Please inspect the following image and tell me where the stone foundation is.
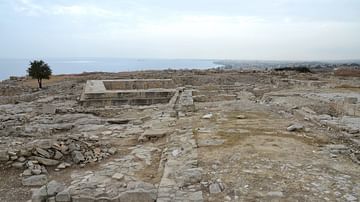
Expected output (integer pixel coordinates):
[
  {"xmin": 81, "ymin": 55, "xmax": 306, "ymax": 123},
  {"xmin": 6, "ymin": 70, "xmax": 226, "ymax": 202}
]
[{"xmin": 80, "ymin": 79, "xmax": 177, "ymax": 107}]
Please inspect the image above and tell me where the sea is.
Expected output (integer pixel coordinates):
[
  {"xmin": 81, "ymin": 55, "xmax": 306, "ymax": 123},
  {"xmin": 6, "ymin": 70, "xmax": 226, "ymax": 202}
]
[{"xmin": 0, "ymin": 58, "xmax": 219, "ymax": 81}]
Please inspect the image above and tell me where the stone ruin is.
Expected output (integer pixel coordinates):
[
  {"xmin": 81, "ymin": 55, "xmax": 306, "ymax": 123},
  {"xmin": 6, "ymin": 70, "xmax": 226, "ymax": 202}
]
[
  {"xmin": 1, "ymin": 70, "xmax": 360, "ymax": 202},
  {"xmin": 80, "ymin": 79, "xmax": 177, "ymax": 106}
]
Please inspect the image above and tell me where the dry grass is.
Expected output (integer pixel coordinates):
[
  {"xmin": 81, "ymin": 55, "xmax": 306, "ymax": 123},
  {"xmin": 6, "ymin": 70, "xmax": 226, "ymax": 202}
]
[
  {"xmin": 21, "ymin": 75, "xmax": 81, "ymax": 88},
  {"xmin": 335, "ymin": 84, "xmax": 360, "ymax": 89},
  {"xmin": 334, "ymin": 68, "xmax": 360, "ymax": 77}
]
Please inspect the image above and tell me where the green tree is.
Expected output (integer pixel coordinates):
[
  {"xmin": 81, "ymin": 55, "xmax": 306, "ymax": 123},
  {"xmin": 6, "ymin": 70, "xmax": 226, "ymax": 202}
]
[{"xmin": 27, "ymin": 60, "xmax": 52, "ymax": 88}]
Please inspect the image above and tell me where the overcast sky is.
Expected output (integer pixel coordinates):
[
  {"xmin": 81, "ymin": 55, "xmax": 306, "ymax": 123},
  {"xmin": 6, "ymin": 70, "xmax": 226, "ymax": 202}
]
[{"xmin": 0, "ymin": 0, "xmax": 360, "ymax": 60}]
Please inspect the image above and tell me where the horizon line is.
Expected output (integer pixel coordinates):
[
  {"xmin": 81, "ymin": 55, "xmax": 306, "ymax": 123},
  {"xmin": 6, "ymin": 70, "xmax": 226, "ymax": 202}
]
[{"xmin": 0, "ymin": 57, "xmax": 360, "ymax": 62}]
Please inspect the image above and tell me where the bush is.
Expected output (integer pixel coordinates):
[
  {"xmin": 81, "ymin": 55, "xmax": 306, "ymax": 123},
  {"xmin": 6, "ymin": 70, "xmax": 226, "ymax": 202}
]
[{"xmin": 274, "ymin": 66, "xmax": 312, "ymax": 73}]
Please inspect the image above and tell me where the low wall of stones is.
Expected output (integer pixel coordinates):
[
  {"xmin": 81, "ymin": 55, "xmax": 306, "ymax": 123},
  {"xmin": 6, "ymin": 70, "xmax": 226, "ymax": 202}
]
[
  {"xmin": 80, "ymin": 79, "xmax": 177, "ymax": 107},
  {"xmin": 103, "ymin": 79, "xmax": 175, "ymax": 90}
]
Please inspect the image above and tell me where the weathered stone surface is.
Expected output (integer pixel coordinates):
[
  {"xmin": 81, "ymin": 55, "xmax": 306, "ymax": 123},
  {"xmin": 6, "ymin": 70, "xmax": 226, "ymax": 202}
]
[
  {"xmin": 23, "ymin": 169, "xmax": 32, "ymax": 176},
  {"xmin": 138, "ymin": 129, "xmax": 169, "ymax": 142},
  {"xmin": 48, "ymin": 197, "xmax": 56, "ymax": 202},
  {"xmin": 53, "ymin": 150, "xmax": 64, "ymax": 160},
  {"xmin": 118, "ymin": 190, "xmax": 157, "ymax": 202},
  {"xmin": 31, "ymin": 185, "xmax": 48, "ymax": 202},
  {"xmin": 31, "ymin": 169, "xmax": 42, "ymax": 175},
  {"xmin": 32, "ymin": 156, "xmax": 60, "ymax": 166},
  {"xmin": 31, "ymin": 180, "xmax": 65, "ymax": 202},
  {"xmin": 35, "ymin": 148, "xmax": 52, "ymax": 159},
  {"xmin": 198, "ymin": 139, "xmax": 225, "ymax": 147},
  {"xmin": 108, "ymin": 147, "xmax": 117, "ymax": 155},
  {"xmin": 0, "ymin": 150, "xmax": 9, "ymax": 161},
  {"xmin": 55, "ymin": 189, "xmax": 71, "ymax": 202},
  {"xmin": 209, "ymin": 183, "xmax": 222, "ymax": 194},
  {"xmin": 202, "ymin": 113, "xmax": 213, "ymax": 119},
  {"xmin": 2, "ymin": 71, "xmax": 360, "ymax": 202},
  {"xmin": 287, "ymin": 123, "xmax": 304, "ymax": 132},
  {"xmin": 72, "ymin": 151, "xmax": 85, "ymax": 164},
  {"xmin": 81, "ymin": 79, "xmax": 176, "ymax": 107},
  {"xmin": 12, "ymin": 162, "xmax": 24, "ymax": 168},
  {"xmin": 71, "ymin": 195, "xmax": 96, "ymax": 202},
  {"xmin": 42, "ymin": 104, "xmax": 57, "ymax": 114},
  {"xmin": 112, "ymin": 173, "xmax": 124, "ymax": 181},
  {"xmin": 178, "ymin": 168, "xmax": 203, "ymax": 186},
  {"xmin": 28, "ymin": 139, "xmax": 54, "ymax": 149},
  {"xmin": 189, "ymin": 191, "xmax": 203, "ymax": 201},
  {"xmin": 344, "ymin": 97, "xmax": 358, "ymax": 104},
  {"xmin": 177, "ymin": 89, "xmax": 195, "ymax": 112},
  {"xmin": 47, "ymin": 180, "xmax": 66, "ymax": 196},
  {"xmin": 344, "ymin": 193, "xmax": 358, "ymax": 201},
  {"xmin": 22, "ymin": 174, "xmax": 48, "ymax": 186},
  {"xmin": 267, "ymin": 191, "xmax": 284, "ymax": 197},
  {"xmin": 57, "ymin": 162, "xmax": 71, "ymax": 169}
]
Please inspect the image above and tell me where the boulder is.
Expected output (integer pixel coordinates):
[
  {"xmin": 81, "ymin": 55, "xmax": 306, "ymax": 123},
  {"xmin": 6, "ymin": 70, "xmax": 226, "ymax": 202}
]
[
  {"xmin": 32, "ymin": 156, "xmax": 60, "ymax": 166},
  {"xmin": 287, "ymin": 123, "xmax": 304, "ymax": 132},
  {"xmin": 112, "ymin": 173, "xmax": 124, "ymax": 181},
  {"xmin": 32, "ymin": 181, "xmax": 65, "ymax": 202},
  {"xmin": 46, "ymin": 180, "xmax": 65, "ymax": 196},
  {"xmin": 22, "ymin": 174, "xmax": 48, "ymax": 186},
  {"xmin": 57, "ymin": 162, "xmax": 71, "ymax": 169},
  {"xmin": 72, "ymin": 151, "xmax": 85, "ymax": 164},
  {"xmin": 31, "ymin": 185, "xmax": 48, "ymax": 202},
  {"xmin": 53, "ymin": 150, "xmax": 64, "ymax": 160},
  {"xmin": 55, "ymin": 189, "xmax": 71, "ymax": 202},
  {"xmin": 209, "ymin": 183, "xmax": 222, "ymax": 194},
  {"xmin": 23, "ymin": 169, "xmax": 32, "ymax": 176},
  {"xmin": 12, "ymin": 162, "xmax": 24, "ymax": 169},
  {"xmin": 31, "ymin": 168, "xmax": 42, "ymax": 175},
  {"xmin": 108, "ymin": 147, "xmax": 117, "ymax": 155},
  {"xmin": 35, "ymin": 148, "xmax": 52, "ymax": 159}
]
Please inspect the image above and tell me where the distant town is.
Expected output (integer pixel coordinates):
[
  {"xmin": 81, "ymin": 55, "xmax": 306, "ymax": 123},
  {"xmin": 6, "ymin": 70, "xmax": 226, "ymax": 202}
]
[{"xmin": 215, "ymin": 60, "xmax": 360, "ymax": 71}]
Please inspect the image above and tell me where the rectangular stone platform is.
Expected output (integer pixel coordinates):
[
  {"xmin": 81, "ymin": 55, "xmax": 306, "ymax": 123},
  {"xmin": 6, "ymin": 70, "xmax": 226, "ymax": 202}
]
[{"xmin": 80, "ymin": 79, "xmax": 177, "ymax": 107}]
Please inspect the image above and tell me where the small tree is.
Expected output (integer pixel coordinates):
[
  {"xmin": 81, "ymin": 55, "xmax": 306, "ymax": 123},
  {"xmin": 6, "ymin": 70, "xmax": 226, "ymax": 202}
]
[{"xmin": 27, "ymin": 60, "xmax": 52, "ymax": 88}]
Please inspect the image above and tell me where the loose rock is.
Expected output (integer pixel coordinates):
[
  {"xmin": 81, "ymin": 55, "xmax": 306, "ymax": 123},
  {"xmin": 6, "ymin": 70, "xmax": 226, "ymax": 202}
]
[
  {"xmin": 209, "ymin": 183, "xmax": 222, "ymax": 194},
  {"xmin": 71, "ymin": 151, "xmax": 85, "ymax": 164},
  {"xmin": 287, "ymin": 123, "xmax": 304, "ymax": 132}
]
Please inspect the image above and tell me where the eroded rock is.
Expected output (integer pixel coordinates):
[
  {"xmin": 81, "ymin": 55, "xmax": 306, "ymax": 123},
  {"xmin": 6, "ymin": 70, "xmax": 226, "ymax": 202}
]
[{"xmin": 22, "ymin": 174, "xmax": 48, "ymax": 186}]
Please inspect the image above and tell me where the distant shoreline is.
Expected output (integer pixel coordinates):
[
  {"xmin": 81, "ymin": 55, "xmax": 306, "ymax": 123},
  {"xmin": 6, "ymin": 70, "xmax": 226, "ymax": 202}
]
[
  {"xmin": 0, "ymin": 58, "xmax": 220, "ymax": 81},
  {"xmin": 2, "ymin": 57, "xmax": 360, "ymax": 81}
]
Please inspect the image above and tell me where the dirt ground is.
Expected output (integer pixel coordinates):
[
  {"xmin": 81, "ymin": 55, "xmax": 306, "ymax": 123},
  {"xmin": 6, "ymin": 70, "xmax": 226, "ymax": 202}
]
[{"xmin": 194, "ymin": 100, "xmax": 359, "ymax": 201}]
